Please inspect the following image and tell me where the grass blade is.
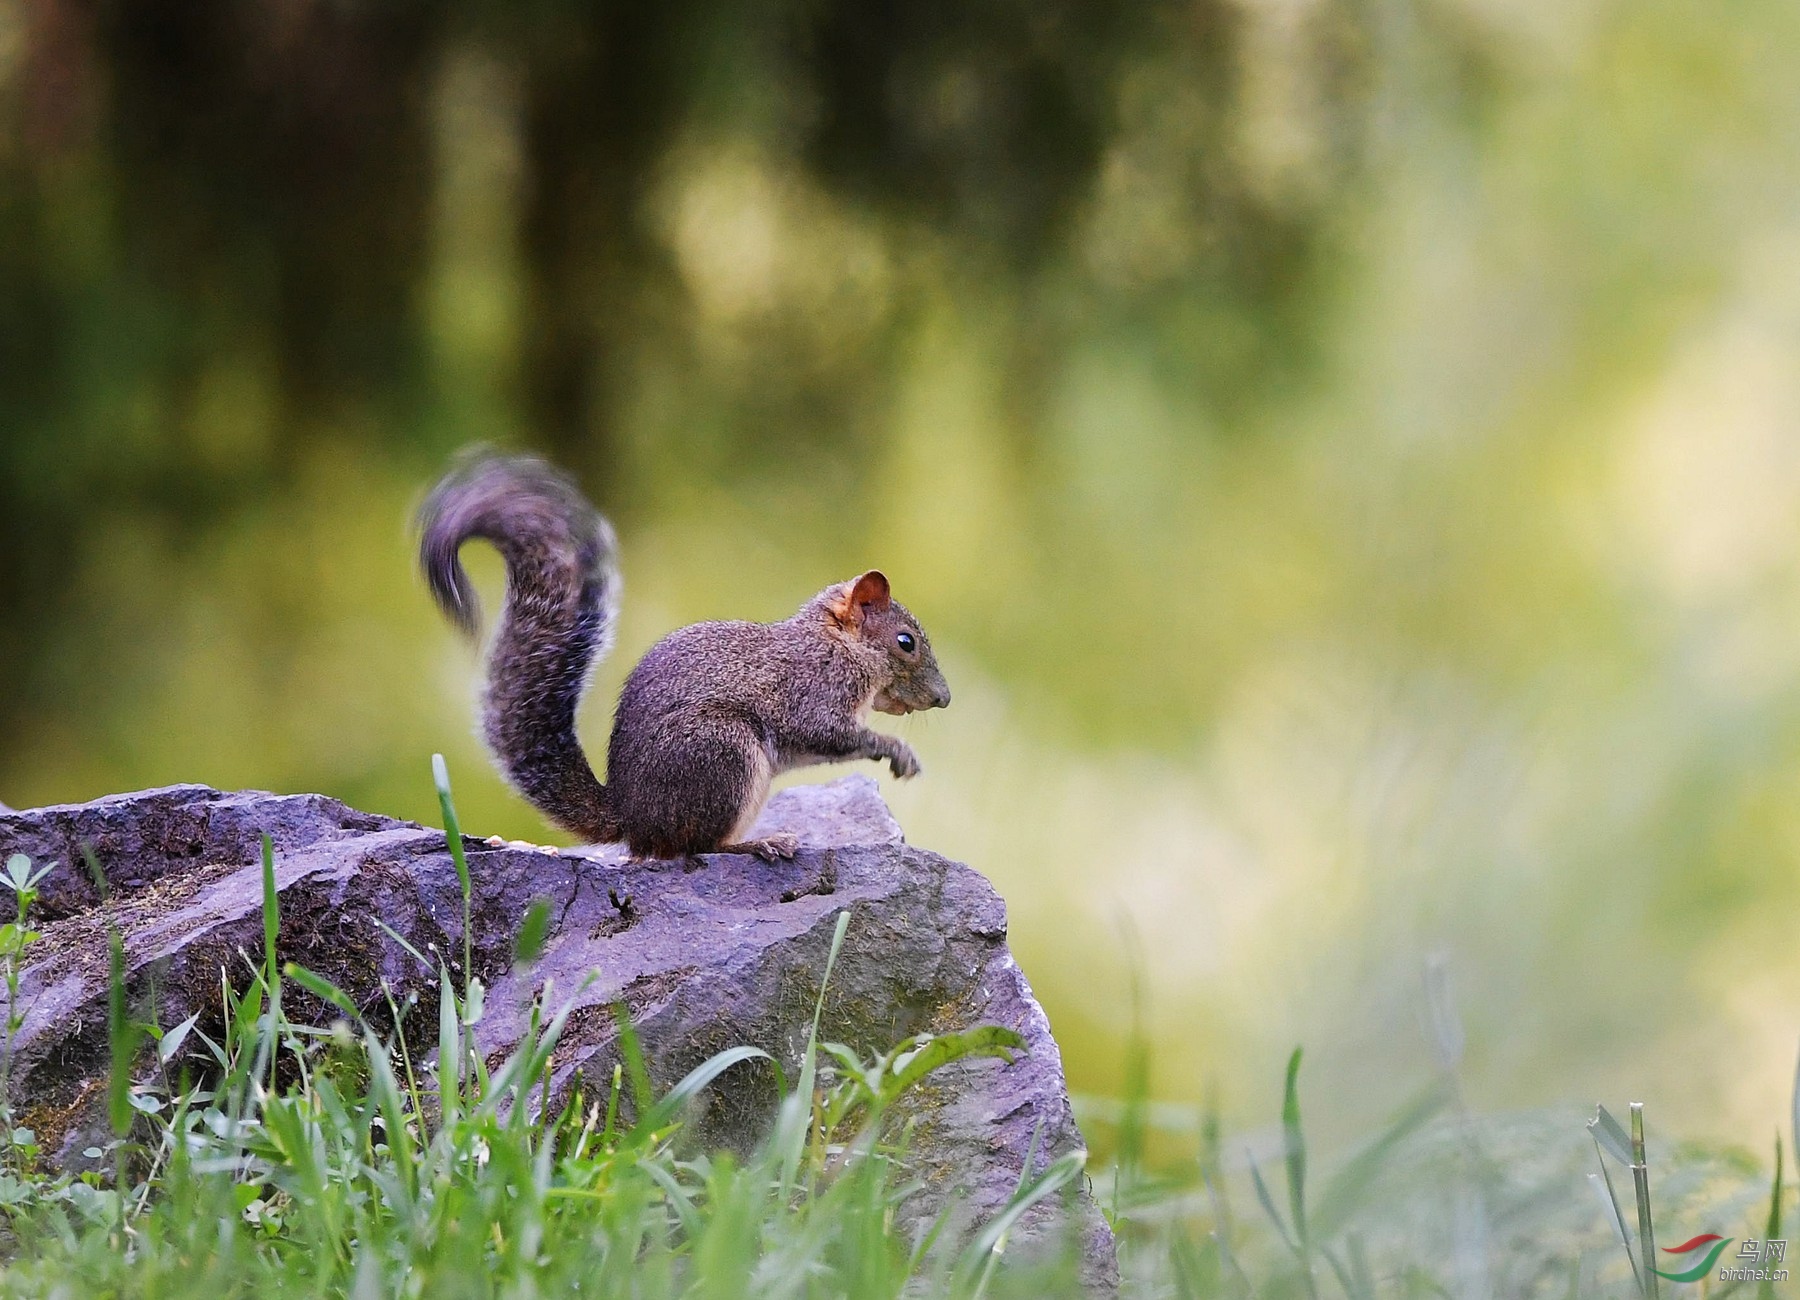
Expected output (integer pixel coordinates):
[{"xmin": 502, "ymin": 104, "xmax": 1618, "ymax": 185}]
[
  {"xmin": 883, "ymin": 1026, "xmax": 1026, "ymax": 1105},
  {"xmin": 106, "ymin": 929, "xmax": 136, "ymax": 1138},
  {"xmin": 1589, "ymin": 1171, "xmax": 1638, "ymax": 1280},
  {"xmin": 515, "ymin": 898, "xmax": 552, "ymax": 967},
  {"xmin": 1758, "ymin": 1135, "xmax": 1783, "ymax": 1300},
  {"xmin": 283, "ymin": 962, "xmax": 361, "ymax": 1022},
  {"xmin": 437, "ymin": 961, "xmax": 461, "ymax": 1127},
  {"xmin": 1283, "ymin": 1047, "xmax": 1309, "ymax": 1253},
  {"xmin": 156, "ymin": 1011, "xmax": 201, "ymax": 1065},
  {"xmin": 1591, "ymin": 1105, "xmax": 1633, "ymax": 1167},
  {"xmin": 1313, "ymin": 1083, "xmax": 1447, "ymax": 1236},
  {"xmin": 777, "ymin": 908, "xmax": 851, "ymax": 1197},
  {"xmin": 261, "ymin": 832, "xmax": 280, "ymax": 1003},
  {"xmin": 613, "ymin": 1001, "xmax": 654, "ymax": 1119},
  {"xmin": 78, "ymin": 843, "xmax": 108, "ymax": 902},
  {"xmin": 1630, "ymin": 1103, "xmax": 1658, "ymax": 1300},
  {"xmin": 1249, "ymin": 1156, "xmax": 1299, "ymax": 1256},
  {"xmin": 955, "ymin": 1149, "xmax": 1087, "ymax": 1288},
  {"xmin": 642, "ymin": 1045, "xmax": 772, "ymax": 1131},
  {"xmin": 1589, "ymin": 1133, "xmax": 1644, "ymax": 1297},
  {"xmin": 374, "ymin": 917, "xmax": 434, "ymax": 973},
  {"xmin": 431, "ymin": 753, "xmax": 474, "ymax": 989},
  {"xmin": 1323, "ymin": 1246, "xmax": 1363, "ymax": 1300},
  {"xmin": 1278, "ymin": 1046, "xmax": 1320, "ymax": 1299},
  {"xmin": 1422, "ymin": 954, "xmax": 1464, "ymax": 1072},
  {"xmin": 260, "ymin": 831, "xmax": 281, "ymax": 1090},
  {"xmin": 363, "ymin": 1028, "xmax": 416, "ymax": 1203}
]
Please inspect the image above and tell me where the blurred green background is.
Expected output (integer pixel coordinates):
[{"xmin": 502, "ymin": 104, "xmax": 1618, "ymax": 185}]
[{"xmin": 4, "ymin": 0, "xmax": 1800, "ymax": 1156}]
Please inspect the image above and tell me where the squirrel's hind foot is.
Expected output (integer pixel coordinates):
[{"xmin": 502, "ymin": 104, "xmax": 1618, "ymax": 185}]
[{"xmin": 719, "ymin": 833, "xmax": 800, "ymax": 863}]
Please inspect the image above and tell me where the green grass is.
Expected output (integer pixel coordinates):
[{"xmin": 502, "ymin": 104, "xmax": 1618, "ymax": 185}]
[
  {"xmin": 0, "ymin": 763, "xmax": 1792, "ymax": 1298},
  {"xmin": 0, "ymin": 764, "xmax": 1081, "ymax": 1298}
]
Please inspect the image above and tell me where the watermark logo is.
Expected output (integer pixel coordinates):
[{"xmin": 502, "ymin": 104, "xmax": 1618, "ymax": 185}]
[
  {"xmin": 1721, "ymin": 1238, "xmax": 1789, "ymax": 1284},
  {"xmin": 1654, "ymin": 1234, "xmax": 1788, "ymax": 1284},
  {"xmin": 1654, "ymin": 1235, "xmax": 1733, "ymax": 1283}
]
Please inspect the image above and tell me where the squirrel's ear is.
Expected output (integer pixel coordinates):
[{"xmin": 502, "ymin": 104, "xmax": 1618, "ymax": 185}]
[{"xmin": 849, "ymin": 570, "xmax": 891, "ymax": 617}]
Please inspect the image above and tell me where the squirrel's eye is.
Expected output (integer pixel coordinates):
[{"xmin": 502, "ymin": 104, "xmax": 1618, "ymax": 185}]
[{"xmin": 896, "ymin": 631, "xmax": 916, "ymax": 654}]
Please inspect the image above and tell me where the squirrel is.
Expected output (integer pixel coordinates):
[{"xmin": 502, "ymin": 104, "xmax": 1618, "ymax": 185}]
[{"xmin": 417, "ymin": 451, "xmax": 952, "ymax": 861}]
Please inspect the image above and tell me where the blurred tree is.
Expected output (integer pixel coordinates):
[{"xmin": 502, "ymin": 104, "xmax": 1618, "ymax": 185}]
[{"xmin": 0, "ymin": 0, "xmax": 1398, "ymax": 741}]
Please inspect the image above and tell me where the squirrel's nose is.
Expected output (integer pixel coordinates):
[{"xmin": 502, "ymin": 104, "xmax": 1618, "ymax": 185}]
[{"xmin": 932, "ymin": 684, "xmax": 952, "ymax": 709}]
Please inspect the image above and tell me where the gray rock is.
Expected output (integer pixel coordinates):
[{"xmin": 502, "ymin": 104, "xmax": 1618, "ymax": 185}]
[{"xmin": 0, "ymin": 775, "xmax": 1117, "ymax": 1290}]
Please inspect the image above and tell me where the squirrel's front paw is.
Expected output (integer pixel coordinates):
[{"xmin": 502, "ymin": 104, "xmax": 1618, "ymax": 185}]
[{"xmin": 887, "ymin": 746, "xmax": 922, "ymax": 780}]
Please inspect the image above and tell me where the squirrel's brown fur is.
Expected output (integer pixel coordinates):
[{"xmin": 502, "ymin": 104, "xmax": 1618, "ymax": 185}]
[{"xmin": 418, "ymin": 452, "xmax": 951, "ymax": 859}]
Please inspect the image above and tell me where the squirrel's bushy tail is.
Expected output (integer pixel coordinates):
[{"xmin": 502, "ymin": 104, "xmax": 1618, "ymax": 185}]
[{"xmin": 418, "ymin": 451, "xmax": 620, "ymax": 842}]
